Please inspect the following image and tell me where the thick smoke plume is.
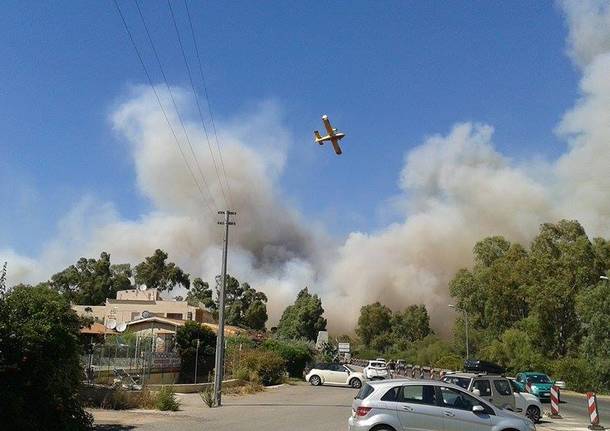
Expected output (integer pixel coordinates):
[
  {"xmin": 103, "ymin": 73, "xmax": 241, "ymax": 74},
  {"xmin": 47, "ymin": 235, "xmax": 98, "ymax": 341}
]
[{"xmin": 3, "ymin": 0, "xmax": 610, "ymax": 334}]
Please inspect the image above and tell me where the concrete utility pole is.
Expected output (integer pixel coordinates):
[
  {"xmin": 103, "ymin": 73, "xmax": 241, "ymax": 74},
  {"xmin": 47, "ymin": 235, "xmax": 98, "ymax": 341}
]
[{"xmin": 214, "ymin": 210, "xmax": 236, "ymax": 407}]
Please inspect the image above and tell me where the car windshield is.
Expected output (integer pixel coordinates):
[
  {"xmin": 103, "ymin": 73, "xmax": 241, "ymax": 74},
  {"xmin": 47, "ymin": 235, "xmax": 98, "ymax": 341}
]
[
  {"xmin": 528, "ymin": 374, "xmax": 551, "ymax": 383},
  {"xmin": 442, "ymin": 376, "xmax": 470, "ymax": 389}
]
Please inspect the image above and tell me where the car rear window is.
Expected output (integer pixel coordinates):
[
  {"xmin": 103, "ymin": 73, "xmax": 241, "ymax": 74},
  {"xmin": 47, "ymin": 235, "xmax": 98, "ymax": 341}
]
[
  {"xmin": 473, "ymin": 379, "xmax": 492, "ymax": 397},
  {"xmin": 442, "ymin": 376, "xmax": 470, "ymax": 389},
  {"xmin": 355, "ymin": 383, "xmax": 374, "ymax": 400},
  {"xmin": 494, "ymin": 379, "xmax": 512, "ymax": 396}
]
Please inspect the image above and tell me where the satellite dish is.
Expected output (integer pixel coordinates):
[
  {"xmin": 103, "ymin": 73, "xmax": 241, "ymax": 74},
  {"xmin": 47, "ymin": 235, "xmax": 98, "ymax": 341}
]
[
  {"xmin": 139, "ymin": 284, "xmax": 148, "ymax": 291},
  {"xmin": 106, "ymin": 319, "xmax": 117, "ymax": 330},
  {"xmin": 116, "ymin": 322, "xmax": 127, "ymax": 333},
  {"xmin": 141, "ymin": 311, "xmax": 152, "ymax": 319}
]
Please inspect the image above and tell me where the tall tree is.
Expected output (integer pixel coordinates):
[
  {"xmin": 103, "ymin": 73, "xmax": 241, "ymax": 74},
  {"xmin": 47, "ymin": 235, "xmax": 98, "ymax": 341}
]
[
  {"xmin": 527, "ymin": 220, "xmax": 598, "ymax": 357},
  {"xmin": 391, "ymin": 304, "xmax": 432, "ymax": 347},
  {"xmin": 186, "ymin": 277, "xmax": 215, "ymax": 310},
  {"xmin": 50, "ymin": 252, "xmax": 132, "ymax": 305},
  {"xmin": 215, "ymin": 275, "xmax": 268, "ymax": 330},
  {"xmin": 134, "ymin": 249, "xmax": 190, "ymax": 292},
  {"xmin": 276, "ymin": 287, "xmax": 327, "ymax": 341},
  {"xmin": 356, "ymin": 302, "xmax": 392, "ymax": 348}
]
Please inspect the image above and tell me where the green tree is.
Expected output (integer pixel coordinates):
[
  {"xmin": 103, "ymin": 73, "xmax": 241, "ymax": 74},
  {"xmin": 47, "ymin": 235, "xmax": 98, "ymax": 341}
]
[
  {"xmin": 217, "ymin": 275, "xmax": 268, "ymax": 330},
  {"xmin": 276, "ymin": 287, "xmax": 327, "ymax": 341},
  {"xmin": 0, "ymin": 285, "xmax": 93, "ymax": 430},
  {"xmin": 186, "ymin": 277, "xmax": 215, "ymax": 310},
  {"xmin": 356, "ymin": 302, "xmax": 391, "ymax": 348},
  {"xmin": 134, "ymin": 249, "xmax": 190, "ymax": 292},
  {"xmin": 576, "ymin": 277, "xmax": 610, "ymax": 359},
  {"xmin": 50, "ymin": 252, "xmax": 132, "ymax": 305},
  {"xmin": 391, "ymin": 304, "xmax": 432, "ymax": 348},
  {"xmin": 527, "ymin": 220, "xmax": 598, "ymax": 357},
  {"xmin": 175, "ymin": 321, "xmax": 216, "ymax": 383}
]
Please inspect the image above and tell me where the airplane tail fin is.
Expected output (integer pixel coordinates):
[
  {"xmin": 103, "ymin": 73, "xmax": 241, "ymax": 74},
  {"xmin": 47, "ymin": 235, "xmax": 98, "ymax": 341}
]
[{"xmin": 314, "ymin": 130, "xmax": 323, "ymax": 143}]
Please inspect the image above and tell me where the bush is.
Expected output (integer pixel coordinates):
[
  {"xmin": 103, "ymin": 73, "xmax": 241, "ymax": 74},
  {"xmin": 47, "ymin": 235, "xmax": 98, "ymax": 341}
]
[
  {"xmin": 262, "ymin": 338, "xmax": 313, "ymax": 377},
  {"xmin": 552, "ymin": 356, "xmax": 610, "ymax": 393},
  {"xmin": 200, "ymin": 386, "xmax": 215, "ymax": 408},
  {"xmin": 238, "ymin": 349, "xmax": 286, "ymax": 386},
  {"xmin": 155, "ymin": 386, "xmax": 180, "ymax": 411},
  {"xmin": 0, "ymin": 285, "xmax": 93, "ymax": 430},
  {"xmin": 101, "ymin": 388, "xmax": 132, "ymax": 410},
  {"xmin": 176, "ymin": 321, "xmax": 216, "ymax": 383}
]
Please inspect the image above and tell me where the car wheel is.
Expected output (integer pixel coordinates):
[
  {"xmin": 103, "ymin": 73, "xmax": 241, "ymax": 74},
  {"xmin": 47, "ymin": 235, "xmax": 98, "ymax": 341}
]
[
  {"xmin": 309, "ymin": 375, "xmax": 321, "ymax": 386},
  {"xmin": 350, "ymin": 378, "xmax": 362, "ymax": 389},
  {"xmin": 526, "ymin": 405, "xmax": 541, "ymax": 423}
]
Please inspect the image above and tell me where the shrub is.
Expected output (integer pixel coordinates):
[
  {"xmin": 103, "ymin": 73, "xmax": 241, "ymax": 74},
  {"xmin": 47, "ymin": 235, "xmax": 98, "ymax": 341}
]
[
  {"xmin": 101, "ymin": 388, "xmax": 132, "ymax": 410},
  {"xmin": 552, "ymin": 356, "xmax": 610, "ymax": 393},
  {"xmin": 155, "ymin": 386, "xmax": 180, "ymax": 411},
  {"xmin": 239, "ymin": 349, "xmax": 286, "ymax": 386},
  {"xmin": 200, "ymin": 386, "xmax": 215, "ymax": 408},
  {"xmin": 263, "ymin": 338, "xmax": 313, "ymax": 377},
  {"xmin": 0, "ymin": 285, "xmax": 93, "ymax": 430}
]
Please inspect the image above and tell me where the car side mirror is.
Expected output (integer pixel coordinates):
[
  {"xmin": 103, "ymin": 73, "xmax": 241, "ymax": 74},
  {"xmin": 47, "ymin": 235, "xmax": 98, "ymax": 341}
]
[
  {"xmin": 472, "ymin": 405, "xmax": 485, "ymax": 414},
  {"xmin": 472, "ymin": 388, "xmax": 481, "ymax": 396}
]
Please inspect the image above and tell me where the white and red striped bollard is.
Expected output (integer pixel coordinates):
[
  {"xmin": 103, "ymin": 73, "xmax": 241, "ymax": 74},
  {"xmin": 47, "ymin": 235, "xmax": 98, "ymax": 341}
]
[
  {"xmin": 587, "ymin": 392, "xmax": 604, "ymax": 430},
  {"xmin": 550, "ymin": 385, "xmax": 562, "ymax": 418},
  {"xmin": 440, "ymin": 370, "xmax": 446, "ymax": 380},
  {"xmin": 419, "ymin": 368, "xmax": 425, "ymax": 379},
  {"xmin": 526, "ymin": 380, "xmax": 533, "ymax": 394},
  {"xmin": 411, "ymin": 367, "xmax": 416, "ymax": 378},
  {"xmin": 430, "ymin": 369, "xmax": 435, "ymax": 380}
]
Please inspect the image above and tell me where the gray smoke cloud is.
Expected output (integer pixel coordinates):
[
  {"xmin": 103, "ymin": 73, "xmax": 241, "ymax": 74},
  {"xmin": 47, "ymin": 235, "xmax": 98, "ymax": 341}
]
[{"xmin": 3, "ymin": 0, "xmax": 610, "ymax": 335}]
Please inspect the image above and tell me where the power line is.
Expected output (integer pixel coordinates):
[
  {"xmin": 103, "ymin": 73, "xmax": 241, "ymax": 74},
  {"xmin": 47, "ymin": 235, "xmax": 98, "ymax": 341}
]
[
  {"xmin": 183, "ymin": 0, "xmax": 234, "ymax": 208},
  {"xmin": 113, "ymin": 0, "xmax": 215, "ymax": 217},
  {"xmin": 166, "ymin": 0, "xmax": 229, "ymax": 208},
  {"xmin": 133, "ymin": 0, "xmax": 221, "ymax": 211}
]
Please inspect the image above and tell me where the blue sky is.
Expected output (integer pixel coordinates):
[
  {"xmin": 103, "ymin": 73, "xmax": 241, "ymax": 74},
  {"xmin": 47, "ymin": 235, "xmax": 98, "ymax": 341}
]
[{"xmin": 1, "ymin": 0, "xmax": 579, "ymax": 256}]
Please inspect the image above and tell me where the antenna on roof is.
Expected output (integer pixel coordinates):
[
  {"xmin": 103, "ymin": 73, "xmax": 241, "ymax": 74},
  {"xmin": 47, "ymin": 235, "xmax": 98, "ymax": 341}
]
[
  {"xmin": 139, "ymin": 284, "xmax": 148, "ymax": 291},
  {"xmin": 141, "ymin": 310, "xmax": 152, "ymax": 319},
  {"xmin": 105, "ymin": 319, "xmax": 117, "ymax": 330},
  {"xmin": 116, "ymin": 322, "xmax": 127, "ymax": 333}
]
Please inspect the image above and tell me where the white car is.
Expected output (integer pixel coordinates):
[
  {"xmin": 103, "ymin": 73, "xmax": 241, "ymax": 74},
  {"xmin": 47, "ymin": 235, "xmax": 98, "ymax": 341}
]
[
  {"xmin": 363, "ymin": 361, "xmax": 389, "ymax": 380},
  {"xmin": 509, "ymin": 378, "xmax": 543, "ymax": 423},
  {"xmin": 306, "ymin": 363, "xmax": 365, "ymax": 388}
]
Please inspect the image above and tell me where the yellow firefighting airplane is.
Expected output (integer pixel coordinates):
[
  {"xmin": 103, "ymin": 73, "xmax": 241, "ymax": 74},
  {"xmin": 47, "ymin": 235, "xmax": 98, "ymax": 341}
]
[{"xmin": 314, "ymin": 115, "xmax": 345, "ymax": 155}]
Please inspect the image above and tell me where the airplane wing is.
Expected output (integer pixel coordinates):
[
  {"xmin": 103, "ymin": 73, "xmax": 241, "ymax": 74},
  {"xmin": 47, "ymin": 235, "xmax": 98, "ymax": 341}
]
[
  {"xmin": 323, "ymin": 116, "xmax": 334, "ymax": 135},
  {"xmin": 331, "ymin": 137, "xmax": 342, "ymax": 155}
]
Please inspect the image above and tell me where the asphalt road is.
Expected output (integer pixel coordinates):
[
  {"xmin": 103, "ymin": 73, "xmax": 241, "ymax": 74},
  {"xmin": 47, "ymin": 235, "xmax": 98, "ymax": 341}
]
[
  {"xmin": 92, "ymin": 383, "xmax": 358, "ymax": 431},
  {"xmin": 555, "ymin": 391, "xmax": 610, "ymax": 425},
  {"xmin": 91, "ymin": 380, "xmax": 609, "ymax": 431}
]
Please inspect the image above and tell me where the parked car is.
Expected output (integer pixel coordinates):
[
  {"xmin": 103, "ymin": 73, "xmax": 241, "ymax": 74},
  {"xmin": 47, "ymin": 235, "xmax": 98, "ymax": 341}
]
[
  {"xmin": 305, "ymin": 363, "xmax": 365, "ymax": 388},
  {"xmin": 514, "ymin": 372, "xmax": 555, "ymax": 401},
  {"xmin": 348, "ymin": 379, "xmax": 536, "ymax": 431},
  {"xmin": 441, "ymin": 372, "xmax": 516, "ymax": 411},
  {"xmin": 508, "ymin": 378, "xmax": 543, "ymax": 423},
  {"xmin": 363, "ymin": 361, "xmax": 389, "ymax": 380}
]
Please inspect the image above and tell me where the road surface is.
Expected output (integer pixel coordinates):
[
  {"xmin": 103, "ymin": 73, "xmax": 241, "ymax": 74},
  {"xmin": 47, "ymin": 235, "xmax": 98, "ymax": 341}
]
[
  {"xmin": 91, "ymin": 381, "xmax": 607, "ymax": 431},
  {"xmin": 555, "ymin": 391, "xmax": 610, "ymax": 426}
]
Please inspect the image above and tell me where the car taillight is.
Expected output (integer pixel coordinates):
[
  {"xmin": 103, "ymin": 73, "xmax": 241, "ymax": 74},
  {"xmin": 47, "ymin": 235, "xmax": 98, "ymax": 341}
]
[{"xmin": 356, "ymin": 407, "xmax": 372, "ymax": 417}]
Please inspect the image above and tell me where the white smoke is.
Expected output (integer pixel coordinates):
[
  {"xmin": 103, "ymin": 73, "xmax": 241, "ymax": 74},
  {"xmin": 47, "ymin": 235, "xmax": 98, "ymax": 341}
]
[{"xmin": 3, "ymin": 1, "xmax": 610, "ymax": 334}]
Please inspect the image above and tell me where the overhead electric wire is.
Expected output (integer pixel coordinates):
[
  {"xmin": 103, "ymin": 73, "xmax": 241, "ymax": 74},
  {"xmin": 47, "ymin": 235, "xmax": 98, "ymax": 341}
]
[
  {"xmin": 183, "ymin": 0, "xmax": 234, "ymax": 208},
  {"xmin": 132, "ymin": 0, "xmax": 221, "ymax": 211},
  {"xmin": 113, "ymin": 0, "xmax": 215, "ymax": 217},
  {"xmin": 166, "ymin": 0, "xmax": 229, "ymax": 209}
]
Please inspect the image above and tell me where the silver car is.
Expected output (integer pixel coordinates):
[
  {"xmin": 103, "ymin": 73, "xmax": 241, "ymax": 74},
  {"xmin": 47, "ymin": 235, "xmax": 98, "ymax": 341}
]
[{"xmin": 348, "ymin": 379, "xmax": 536, "ymax": 431}]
